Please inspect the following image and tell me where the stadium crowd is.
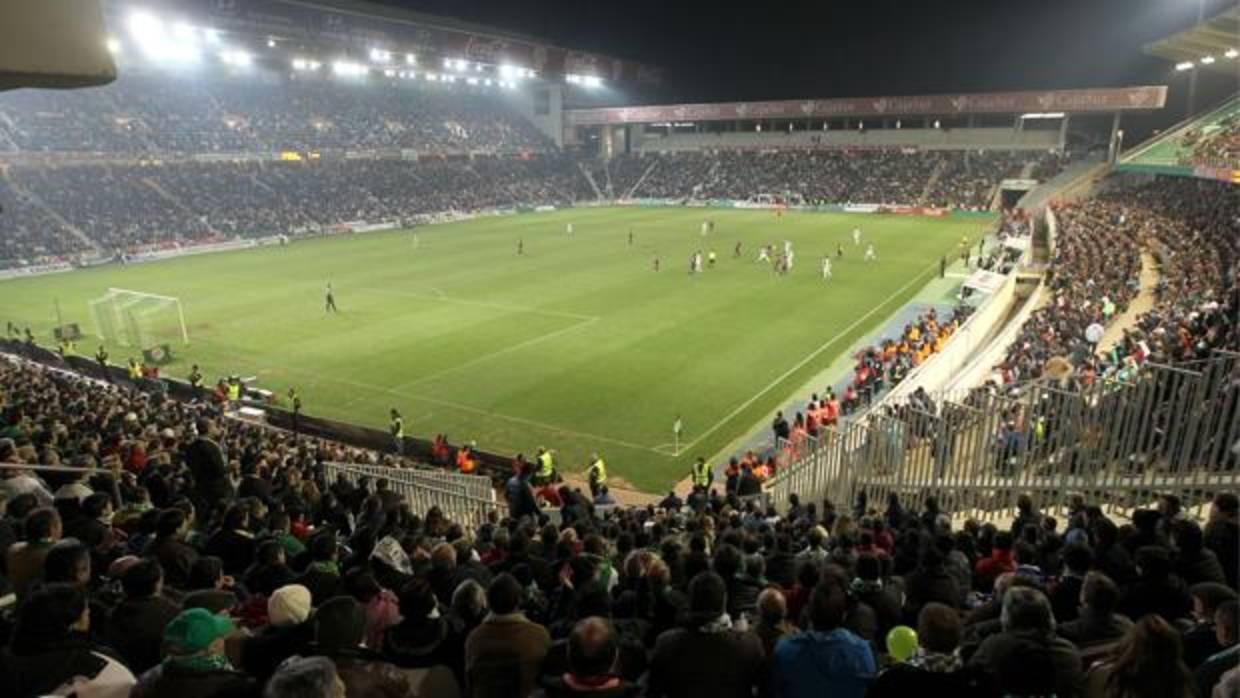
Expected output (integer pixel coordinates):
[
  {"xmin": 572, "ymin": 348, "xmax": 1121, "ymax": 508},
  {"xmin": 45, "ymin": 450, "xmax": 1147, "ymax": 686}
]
[
  {"xmin": 0, "ymin": 73, "xmax": 552, "ymax": 156},
  {"xmin": 998, "ymin": 177, "xmax": 1238, "ymax": 384},
  {"xmin": 0, "ymin": 351, "xmax": 1238, "ymax": 698},
  {"xmin": 1180, "ymin": 114, "xmax": 1240, "ymax": 168}
]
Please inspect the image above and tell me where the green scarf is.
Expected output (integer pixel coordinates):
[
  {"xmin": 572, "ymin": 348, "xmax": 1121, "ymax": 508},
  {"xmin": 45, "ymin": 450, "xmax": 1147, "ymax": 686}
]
[
  {"xmin": 310, "ymin": 560, "xmax": 340, "ymax": 575},
  {"xmin": 165, "ymin": 653, "xmax": 233, "ymax": 673}
]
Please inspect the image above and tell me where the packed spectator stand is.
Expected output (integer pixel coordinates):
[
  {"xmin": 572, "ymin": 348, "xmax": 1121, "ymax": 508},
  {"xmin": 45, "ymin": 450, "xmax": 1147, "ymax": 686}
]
[{"xmin": 1, "ymin": 346, "xmax": 1238, "ymax": 697}]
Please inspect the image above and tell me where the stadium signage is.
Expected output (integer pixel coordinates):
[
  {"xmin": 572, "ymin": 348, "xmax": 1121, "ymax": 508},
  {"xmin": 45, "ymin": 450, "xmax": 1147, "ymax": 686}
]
[
  {"xmin": 0, "ymin": 262, "xmax": 74, "ymax": 281},
  {"xmin": 565, "ymin": 86, "xmax": 1168, "ymax": 126}
]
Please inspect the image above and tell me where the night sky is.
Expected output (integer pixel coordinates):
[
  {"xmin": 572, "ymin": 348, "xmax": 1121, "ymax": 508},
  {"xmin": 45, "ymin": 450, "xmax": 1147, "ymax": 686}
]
[{"xmin": 378, "ymin": 0, "xmax": 1236, "ymax": 106}]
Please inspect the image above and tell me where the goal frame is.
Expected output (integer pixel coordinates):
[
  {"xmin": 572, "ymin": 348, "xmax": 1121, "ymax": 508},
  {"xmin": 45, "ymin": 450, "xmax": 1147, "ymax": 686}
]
[{"xmin": 89, "ymin": 288, "xmax": 189, "ymax": 347}]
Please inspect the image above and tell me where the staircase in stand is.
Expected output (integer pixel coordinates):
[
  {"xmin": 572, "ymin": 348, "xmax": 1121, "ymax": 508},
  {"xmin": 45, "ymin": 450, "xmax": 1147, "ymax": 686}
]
[
  {"xmin": 917, "ymin": 155, "xmax": 948, "ymax": 204},
  {"xmin": 2, "ymin": 169, "xmax": 100, "ymax": 252}
]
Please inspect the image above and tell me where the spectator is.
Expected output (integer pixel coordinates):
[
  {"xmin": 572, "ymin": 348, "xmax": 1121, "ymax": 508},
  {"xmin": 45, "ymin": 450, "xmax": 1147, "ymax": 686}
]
[
  {"xmin": 1058, "ymin": 572, "xmax": 1134, "ymax": 649},
  {"xmin": 131, "ymin": 607, "xmax": 255, "ymax": 697},
  {"xmin": 1203, "ymin": 493, "xmax": 1238, "ymax": 589},
  {"xmin": 648, "ymin": 571, "xmax": 765, "ymax": 698},
  {"xmin": 6, "ymin": 506, "xmax": 61, "ymax": 597},
  {"xmin": 311, "ymin": 595, "xmax": 416, "ymax": 698},
  {"xmin": 464, "ymin": 572, "xmax": 550, "ymax": 698},
  {"xmin": 541, "ymin": 616, "xmax": 640, "ymax": 698},
  {"xmin": 1196, "ymin": 600, "xmax": 1238, "ymax": 698},
  {"xmin": 263, "ymin": 656, "xmax": 345, "ymax": 698},
  {"xmin": 969, "ymin": 587, "xmax": 1082, "ymax": 698},
  {"xmin": 240, "ymin": 584, "xmax": 314, "ymax": 681},
  {"xmin": 0, "ymin": 582, "xmax": 136, "ymax": 698},
  {"xmin": 771, "ymin": 580, "xmax": 875, "ymax": 698},
  {"xmin": 1052, "ymin": 543, "xmax": 1094, "ymax": 623},
  {"xmin": 1084, "ymin": 615, "xmax": 1195, "ymax": 698},
  {"xmin": 1183, "ymin": 583, "xmax": 1239, "ymax": 669},
  {"xmin": 1171, "ymin": 520, "xmax": 1226, "ymax": 586},
  {"xmin": 974, "ymin": 530, "xmax": 1016, "ymax": 591},
  {"xmin": 754, "ymin": 587, "xmax": 795, "ymax": 658},
  {"xmin": 1118, "ymin": 546, "xmax": 1192, "ymax": 623},
  {"xmin": 106, "ymin": 558, "xmax": 182, "ymax": 674},
  {"xmin": 869, "ymin": 602, "xmax": 992, "ymax": 698}
]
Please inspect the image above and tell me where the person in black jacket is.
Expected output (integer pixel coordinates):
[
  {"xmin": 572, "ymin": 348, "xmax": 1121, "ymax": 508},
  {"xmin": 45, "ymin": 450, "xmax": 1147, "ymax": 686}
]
[
  {"xmin": 132, "ymin": 608, "xmax": 257, "ymax": 698},
  {"xmin": 1203, "ymin": 493, "xmax": 1238, "ymax": 589},
  {"xmin": 295, "ymin": 531, "xmax": 342, "ymax": 606},
  {"xmin": 204, "ymin": 503, "xmax": 256, "ymax": 577},
  {"xmin": 1057, "ymin": 571, "xmax": 1133, "ymax": 649},
  {"xmin": 1118, "ymin": 545, "xmax": 1192, "ymax": 623},
  {"xmin": 148, "ymin": 508, "xmax": 200, "ymax": 590},
  {"xmin": 185, "ymin": 418, "xmax": 233, "ymax": 510},
  {"xmin": 1172, "ymin": 519, "xmax": 1227, "ymax": 587},
  {"xmin": 106, "ymin": 559, "xmax": 182, "ymax": 675}
]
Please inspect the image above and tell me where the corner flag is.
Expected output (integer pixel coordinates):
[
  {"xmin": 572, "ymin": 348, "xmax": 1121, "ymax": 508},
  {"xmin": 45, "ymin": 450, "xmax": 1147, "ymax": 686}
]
[{"xmin": 673, "ymin": 415, "xmax": 683, "ymax": 456}]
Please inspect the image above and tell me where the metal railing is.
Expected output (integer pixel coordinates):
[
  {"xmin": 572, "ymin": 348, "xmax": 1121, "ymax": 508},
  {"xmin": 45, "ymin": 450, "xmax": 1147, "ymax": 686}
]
[
  {"xmin": 766, "ymin": 351, "xmax": 1240, "ymax": 521},
  {"xmin": 321, "ymin": 461, "xmax": 501, "ymax": 528},
  {"xmin": 322, "ymin": 461, "xmax": 494, "ymax": 501}
]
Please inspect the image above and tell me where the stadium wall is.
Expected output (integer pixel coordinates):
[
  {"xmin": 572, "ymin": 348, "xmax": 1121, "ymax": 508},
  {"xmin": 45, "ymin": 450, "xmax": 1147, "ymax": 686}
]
[{"xmin": 636, "ymin": 127, "xmax": 1062, "ymax": 152}]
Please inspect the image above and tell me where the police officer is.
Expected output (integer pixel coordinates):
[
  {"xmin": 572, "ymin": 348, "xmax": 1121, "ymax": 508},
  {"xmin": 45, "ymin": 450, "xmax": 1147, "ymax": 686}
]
[
  {"xmin": 586, "ymin": 453, "xmax": 607, "ymax": 499},
  {"xmin": 188, "ymin": 364, "xmax": 204, "ymax": 400},
  {"xmin": 534, "ymin": 447, "xmax": 556, "ymax": 486},
  {"xmin": 691, "ymin": 456, "xmax": 713, "ymax": 491}
]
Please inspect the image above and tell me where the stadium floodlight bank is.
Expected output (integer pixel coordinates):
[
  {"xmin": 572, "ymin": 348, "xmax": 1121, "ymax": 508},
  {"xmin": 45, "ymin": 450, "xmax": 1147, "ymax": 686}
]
[{"xmin": 89, "ymin": 288, "xmax": 189, "ymax": 348}]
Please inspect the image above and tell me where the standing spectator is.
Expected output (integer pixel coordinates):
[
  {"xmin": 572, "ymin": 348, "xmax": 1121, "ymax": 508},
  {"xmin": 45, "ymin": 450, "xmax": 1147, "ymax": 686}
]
[
  {"xmin": 1084, "ymin": 615, "xmax": 1195, "ymax": 698},
  {"xmin": 185, "ymin": 418, "xmax": 233, "ymax": 510},
  {"xmin": 150, "ymin": 508, "xmax": 199, "ymax": 590},
  {"xmin": 506, "ymin": 465, "xmax": 539, "ymax": 522},
  {"xmin": 1118, "ymin": 546, "xmax": 1192, "ymax": 623},
  {"xmin": 968, "ymin": 587, "xmax": 1082, "ymax": 698},
  {"xmin": 464, "ymin": 572, "xmax": 550, "ymax": 698},
  {"xmin": 903, "ymin": 543, "xmax": 961, "ymax": 621},
  {"xmin": 869, "ymin": 602, "xmax": 992, "ymax": 698},
  {"xmin": 0, "ymin": 583, "xmax": 136, "ymax": 698},
  {"xmin": 648, "ymin": 572, "xmax": 765, "ymax": 698},
  {"xmin": 771, "ymin": 581, "xmax": 875, "ymax": 698},
  {"xmin": 754, "ymin": 587, "xmax": 795, "ymax": 658}
]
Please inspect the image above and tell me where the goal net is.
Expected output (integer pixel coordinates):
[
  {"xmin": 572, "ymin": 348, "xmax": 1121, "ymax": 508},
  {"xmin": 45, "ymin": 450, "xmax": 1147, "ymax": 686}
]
[{"xmin": 89, "ymin": 288, "xmax": 189, "ymax": 348}]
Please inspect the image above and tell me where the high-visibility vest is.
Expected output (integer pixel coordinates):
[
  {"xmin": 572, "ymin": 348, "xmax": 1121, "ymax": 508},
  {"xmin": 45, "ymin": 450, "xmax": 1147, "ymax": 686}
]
[
  {"xmin": 391, "ymin": 417, "xmax": 404, "ymax": 439},
  {"xmin": 537, "ymin": 452, "xmax": 554, "ymax": 478},
  {"xmin": 589, "ymin": 458, "xmax": 607, "ymax": 484},
  {"xmin": 228, "ymin": 383, "xmax": 241, "ymax": 401},
  {"xmin": 692, "ymin": 460, "xmax": 712, "ymax": 487},
  {"xmin": 128, "ymin": 362, "xmax": 142, "ymax": 379}
]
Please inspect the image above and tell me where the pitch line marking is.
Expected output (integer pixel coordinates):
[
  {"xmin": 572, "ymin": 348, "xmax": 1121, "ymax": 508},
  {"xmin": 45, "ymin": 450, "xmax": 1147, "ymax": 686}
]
[
  {"xmin": 389, "ymin": 316, "xmax": 599, "ymax": 392},
  {"xmin": 354, "ymin": 285, "xmax": 596, "ymax": 322},
  {"xmin": 675, "ymin": 259, "xmax": 943, "ymax": 456}
]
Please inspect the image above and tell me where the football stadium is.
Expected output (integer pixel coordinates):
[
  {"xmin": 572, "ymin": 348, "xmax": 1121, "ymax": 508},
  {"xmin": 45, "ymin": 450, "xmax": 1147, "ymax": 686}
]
[{"xmin": 0, "ymin": 1, "xmax": 1237, "ymax": 696}]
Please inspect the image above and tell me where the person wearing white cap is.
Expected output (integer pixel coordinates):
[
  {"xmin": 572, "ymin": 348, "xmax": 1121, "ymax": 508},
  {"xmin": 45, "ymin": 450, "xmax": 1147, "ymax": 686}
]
[{"xmin": 239, "ymin": 584, "xmax": 314, "ymax": 681}]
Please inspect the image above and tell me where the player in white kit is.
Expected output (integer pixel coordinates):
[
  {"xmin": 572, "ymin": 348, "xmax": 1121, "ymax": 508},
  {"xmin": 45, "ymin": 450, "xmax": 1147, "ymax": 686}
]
[
  {"xmin": 821, "ymin": 256, "xmax": 832, "ymax": 280},
  {"xmin": 700, "ymin": 221, "xmax": 709, "ymax": 236},
  {"xmin": 852, "ymin": 227, "xmax": 862, "ymax": 245},
  {"xmin": 865, "ymin": 242, "xmax": 877, "ymax": 261},
  {"xmin": 757, "ymin": 245, "xmax": 771, "ymax": 263},
  {"xmin": 566, "ymin": 222, "xmax": 574, "ymax": 235}
]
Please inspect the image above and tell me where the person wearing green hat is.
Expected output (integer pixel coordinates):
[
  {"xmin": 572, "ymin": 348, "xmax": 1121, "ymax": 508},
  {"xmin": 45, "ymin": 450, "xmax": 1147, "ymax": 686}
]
[{"xmin": 130, "ymin": 607, "xmax": 257, "ymax": 698}]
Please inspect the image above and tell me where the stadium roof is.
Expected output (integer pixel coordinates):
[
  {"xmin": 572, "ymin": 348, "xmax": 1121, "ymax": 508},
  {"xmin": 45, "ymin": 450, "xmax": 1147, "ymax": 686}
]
[
  {"xmin": 1144, "ymin": 6, "xmax": 1240, "ymax": 75},
  {"xmin": 565, "ymin": 86, "xmax": 1168, "ymax": 127}
]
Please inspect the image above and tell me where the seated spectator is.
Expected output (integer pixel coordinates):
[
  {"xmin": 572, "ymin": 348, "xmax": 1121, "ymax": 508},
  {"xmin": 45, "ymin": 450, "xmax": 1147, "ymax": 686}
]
[
  {"xmin": 754, "ymin": 587, "xmax": 795, "ymax": 658},
  {"xmin": 1203, "ymin": 493, "xmax": 1238, "ymax": 589},
  {"xmin": 149, "ymin": 508, "xmax": 200, "ymax": 590},
  {"xmin": 869, "ymin": 602, "xmax": 993, "ymax": 698},
  {"xmin": 541, "ymin": 616, "xmax": 640, "ymax": 698},
  {"xmin": 1196, "ymin": 601, "xmax": 1238, "ymax": 698},
  {"xmin": 903, "ymin": 543, "xmax": 961, "ymax": 622},
  {"xmin": 383, "ymin": 577, "xmax": 457, "ymax": 674},
  {"xmin": 132, "ymin": 607, "xmax": 254, "ymax": 698},
  {"xmin": 0, "ymin": 582, "xmax": 136, "ymax": 697},
  {"xmin": 205, "ymin": 504, "xmax": 257, "ymax": 577},
  {"xmin": 1084, "ymin": 615, "xmax": 1195, "ymax": 698},
  {"xmin": 648, "ymin": 572, "xmax": 765, "ymax": 698},
  {"xmin": 464, "ymin": 572, "xmax": 551, "ymax": 698},
  {"xmin": 240, "ymin": 584, "xmax": 314, "ymax": 681},
  {"xmin": 1058, "ymin": 572, "xmax": 1134, "ymax": 649},
  {"xmin": 6, "ymin": 506, "xmax": 61, "ymax": 597},
  {"xmin": 1171, "ymin": 520, "xmax": 1226, "ymax": 586},
  {"xmin": 968, "ymin": 587, "xmax": 1082, "ymax": 698},
  {"xmin": 1183, "ymin": 583, "xmax": 1238, "ymax": 669},
  {"xmin": 1118, "ymin": 546, "xmax": 1192, "ymax": 623},
  {"xmin": 294, "ymin": 532, "xmax": 342, "ymax": 606},
  {"xmin": 244, "ymin": 539, "xmax": 297, "ymax": 597},
  {"xmin": 849, "ymin": 553, "xmax": 901, "ymax": 647},
  {"xmin": 771, "ymin": 580, "xmax": 875, "ymax": 698},
  {"xmin": 264, "ymin": 656, "xmax": 345, "ymax": 698},
  {"xmin": 974, "ymin": 530, "xmax": 1016, "ymax": 591},
  {"xmin": 106, "ymin": 558, "xmax": 182, "ymax": 674},
  {"xmin": 311, "ymin": 595, "xmax": 417, "ymax": 698}
]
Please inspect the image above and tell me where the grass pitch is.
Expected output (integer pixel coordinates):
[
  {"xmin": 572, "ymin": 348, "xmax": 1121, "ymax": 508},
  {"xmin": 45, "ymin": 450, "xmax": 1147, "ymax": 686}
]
[{"xmin": 0, "ymin": 207, "xmax": 990, "ymax": 492}]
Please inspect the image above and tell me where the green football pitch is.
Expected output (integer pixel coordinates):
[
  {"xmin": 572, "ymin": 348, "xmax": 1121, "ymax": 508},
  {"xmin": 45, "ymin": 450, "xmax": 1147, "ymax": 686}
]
[{"xmin": 0, "ymin": 207, "xmax": 992, "ymax": 492}]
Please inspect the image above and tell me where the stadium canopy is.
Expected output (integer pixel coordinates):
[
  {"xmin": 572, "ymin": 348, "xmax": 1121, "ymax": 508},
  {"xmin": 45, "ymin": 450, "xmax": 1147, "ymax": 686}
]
[
  {"xmin": 105, "ymin": 0, "xmax": 661, "ymax": 87},
  {"xmin": 1144, "ymin": 6, "xmax": 1240, "ymax": 75},
  {"xmin": 564, "ymin": 86, "xmax": 1169, "ymax": 126}
]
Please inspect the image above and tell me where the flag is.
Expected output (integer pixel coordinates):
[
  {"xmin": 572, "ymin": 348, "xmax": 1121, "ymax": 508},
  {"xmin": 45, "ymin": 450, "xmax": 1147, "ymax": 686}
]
[{"xmin": 673, "ymin": 417, "xmax": 682, "ymax": 436}]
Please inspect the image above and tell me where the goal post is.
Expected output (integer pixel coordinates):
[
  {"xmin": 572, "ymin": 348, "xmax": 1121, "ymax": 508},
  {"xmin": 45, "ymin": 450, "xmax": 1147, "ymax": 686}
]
[{"xmin": 89, "ymin": 288, "xmax": 189, "ymax": 348}]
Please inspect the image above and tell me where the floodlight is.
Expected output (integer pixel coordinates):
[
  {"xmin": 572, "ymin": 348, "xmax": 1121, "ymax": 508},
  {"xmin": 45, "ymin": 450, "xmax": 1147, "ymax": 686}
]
[
  {"xmin": 474, "ymin": 63, "xmax": 483, "ymax": 71},
  {"xmin": 466, "ymin": 76, "xmax": 478, "ymax": 85},
  {"xmin": 106, "ymin": 38, "xmax": 121, "ymax": 54},
  {"xmin": 370, "ymin": 48, "xmax": 391, "ymax": 63},
  {"xmin": 127, "ymin": 11, "xmax": 162, "ymax": 40},
  {"xmin": 203, "ymin": 28, "xmax": 221, "ymax": 44},
  {"xmin": 1226, "ymin": 49, "xmax": 1238, "ymax": 59},
  {"xmin": 221, "ymin": 49, "xmax": 251, "ymax": 67},
  {"xmin": 1200, "ymin": 55, "xmax": 1215, "ymax": 65},
  {"xmin": 332, "ymin": 60, "xmax": 367, "ymax": 77},
  {"xmin": 292, "ymin": 58, "xmax": 306, "ymax": 70},
  {"xmin": 267, "ymin": 38, "xmax": 276, "ymax": 48},
  {"xmin": 582, "ymin": 75, "xmax": 602, "ymax": 88},
  {"xmin": 383, "ymin": 68, "xmax": 396, "ymax": 77},
  {"xmin": 406, "ymin": 53, "xmax": 416, "ymax": 65},
  {"xmin": 484, "ymin": 78, "xmax": 492, "ymax": 86},
  {"xmin": 172, "ymin": 22, "xmax": 197, "ymax": 41},
  {"xmin": 499, "ymin": 64, "xmax": 516, "ymax": 78},
  {"xmin": 1175, "ymin": 61, "xmax": 1194, "ymax": 71},
  {"xmin": 426, "ymin": 72, "xmax": 438, "ymax": 81}
]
